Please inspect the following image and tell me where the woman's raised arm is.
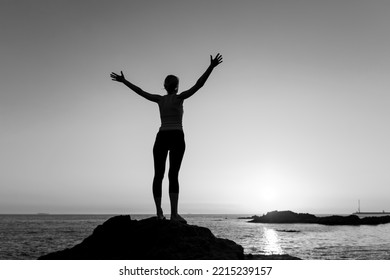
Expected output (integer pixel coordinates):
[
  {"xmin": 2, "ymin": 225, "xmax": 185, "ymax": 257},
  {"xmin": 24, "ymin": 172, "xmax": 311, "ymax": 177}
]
[
  {"xmin": 178, "ymin": 53, "xmax": 223, "ymax": 100},
  {"xmin": 111, "ymin": 71, "xmax": 161, "ymax": 103}
]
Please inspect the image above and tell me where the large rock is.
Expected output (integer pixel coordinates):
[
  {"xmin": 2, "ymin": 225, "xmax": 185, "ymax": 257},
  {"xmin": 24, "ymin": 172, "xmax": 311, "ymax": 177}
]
[
  {"xmin": 38, "ymin": 215, "xmax": 299, "ymax": 260},
  {"xmin": 249, "ymin": 210, "xmax": 390, "ymax": 225}
]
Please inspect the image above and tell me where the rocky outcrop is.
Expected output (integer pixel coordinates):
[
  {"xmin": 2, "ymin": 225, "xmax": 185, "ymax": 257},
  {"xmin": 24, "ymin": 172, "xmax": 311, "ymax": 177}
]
[
  {"xmin": 249, "ymin": 211, "xmax": 317, "ymax": 223},
  {"xmin": 38, "ymin": 215, "xmax": 299, "ymax": 260},
  {"xmin": 249, "ymin": 210, "xmax": 390, "ymax": 225}
]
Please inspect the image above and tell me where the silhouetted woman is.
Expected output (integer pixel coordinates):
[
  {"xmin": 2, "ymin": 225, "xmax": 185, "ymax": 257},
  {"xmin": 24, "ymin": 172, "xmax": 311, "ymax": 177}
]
[{"xmin": 111, "ymin": 53, "xmax": 223, "ymax": 223}]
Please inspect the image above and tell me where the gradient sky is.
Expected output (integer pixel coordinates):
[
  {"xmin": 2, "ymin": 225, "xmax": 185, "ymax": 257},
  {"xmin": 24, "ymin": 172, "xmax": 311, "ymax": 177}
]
[{"xmin": 1, "ymin": 0, "xmax": 389, "ymax": 214}]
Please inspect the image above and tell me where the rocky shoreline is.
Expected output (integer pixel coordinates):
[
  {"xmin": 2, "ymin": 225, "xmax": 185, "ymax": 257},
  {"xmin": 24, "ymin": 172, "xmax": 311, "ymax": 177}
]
[
  {"xmin": 38, "ymin": 215, "xmax": 299, "ymax": 260},
  {"xmin": 249, "ymin": 210, "xmax": 390, "ymax": 225}
]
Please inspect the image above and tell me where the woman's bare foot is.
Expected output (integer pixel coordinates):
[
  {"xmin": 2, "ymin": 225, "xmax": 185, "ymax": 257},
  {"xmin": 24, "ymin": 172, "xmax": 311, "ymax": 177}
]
[
  {"xmin": 170, "ymin": 214, "xmax": 187, "ymax": 224},
  {"xmin": 157, "ymin": 209, "xmax": 165, "ymax": 220}
]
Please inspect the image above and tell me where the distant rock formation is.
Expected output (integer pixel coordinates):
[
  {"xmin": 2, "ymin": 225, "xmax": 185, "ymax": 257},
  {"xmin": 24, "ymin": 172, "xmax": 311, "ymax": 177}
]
[
  {"xmin": 249, "ymin": 210, "xmax": 390, "ymax": 225},
  {"xmin": 38, "ymin": 215, "xmax": 299, "ymax": 260},
  {"xmin": 276, "ymin": 229, "xmax": 301, "ymax": 233},
  {"xmin": 250, "ymin": 211, "xmax": 317, "ymax": 224},
  {"xmin": 237, "ymin": 215, "xmax": 260, "ymax": 219}
]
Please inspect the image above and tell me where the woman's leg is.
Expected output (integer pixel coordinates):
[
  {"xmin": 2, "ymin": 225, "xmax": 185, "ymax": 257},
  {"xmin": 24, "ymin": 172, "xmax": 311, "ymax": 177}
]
[
  {"xmin": 153, "ymin": 133, "xmax": 168, "ymax": 219},
  {"xmin": 168, "ymin": 132, "xmax": 186, "ymax": 222}
]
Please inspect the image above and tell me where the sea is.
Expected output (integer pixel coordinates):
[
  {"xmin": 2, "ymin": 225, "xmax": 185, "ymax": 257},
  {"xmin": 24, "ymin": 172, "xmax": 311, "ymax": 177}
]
[{"xmin": 1, "ymin": 214, "xmax": 390, "ymax": 260}]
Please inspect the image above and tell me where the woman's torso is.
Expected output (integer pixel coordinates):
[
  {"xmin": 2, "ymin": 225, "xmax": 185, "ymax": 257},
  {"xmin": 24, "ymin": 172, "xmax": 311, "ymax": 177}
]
[{"xmin": 157, "ymin": 94, "xmax": 184, "ymax": 131}]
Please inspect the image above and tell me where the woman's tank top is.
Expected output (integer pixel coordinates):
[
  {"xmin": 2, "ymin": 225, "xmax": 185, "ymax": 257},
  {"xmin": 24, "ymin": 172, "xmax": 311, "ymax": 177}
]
[{"xmin": 157, "ymin": 94, "xmax": 184, "ymax": 131}]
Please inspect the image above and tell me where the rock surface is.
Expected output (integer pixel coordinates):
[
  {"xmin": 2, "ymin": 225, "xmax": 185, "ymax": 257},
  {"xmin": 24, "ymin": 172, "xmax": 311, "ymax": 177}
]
[
  {"xmin": 38, "ymin": 215, "xmax": 299, "ymax": 260},
  {"xmin": 249, "ymin": 210, "xmax": 390, "ymax": 225}
]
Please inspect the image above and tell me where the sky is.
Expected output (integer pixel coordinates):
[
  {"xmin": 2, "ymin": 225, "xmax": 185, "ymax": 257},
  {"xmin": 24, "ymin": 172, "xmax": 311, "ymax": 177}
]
[{"xmin": 1, "ymin": 0, "xmax": 389, "ymax": 215}]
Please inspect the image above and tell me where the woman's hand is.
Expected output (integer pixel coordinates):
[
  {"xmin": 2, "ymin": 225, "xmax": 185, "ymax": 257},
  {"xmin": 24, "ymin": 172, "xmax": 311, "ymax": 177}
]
[
  {"xmin": 110, "ymin": 71, "xmax": 126, "ymax": 83},
  {"xmin": 210, "ymin": 53, "xmax": 223, "ymax": 68}
]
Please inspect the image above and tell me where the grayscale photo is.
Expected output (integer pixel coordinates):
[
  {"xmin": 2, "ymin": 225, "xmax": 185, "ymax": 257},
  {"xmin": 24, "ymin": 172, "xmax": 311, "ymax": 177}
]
[{"xmin": 1, "ymin": 0, "xmax": 389, "ymax": 265}]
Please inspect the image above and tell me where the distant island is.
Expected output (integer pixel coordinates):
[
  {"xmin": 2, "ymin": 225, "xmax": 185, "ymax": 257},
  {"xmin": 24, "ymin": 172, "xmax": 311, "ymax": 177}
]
[
  {"xmin": 238, "ymin": 215, "xmax": 259, "ymax": 219},
  {"xmin": 248, "ymin": 210, "xmax": 390, "ymax": 225}
]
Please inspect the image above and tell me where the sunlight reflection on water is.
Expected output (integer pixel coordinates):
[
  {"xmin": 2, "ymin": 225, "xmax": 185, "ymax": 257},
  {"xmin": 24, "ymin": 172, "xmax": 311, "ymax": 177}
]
[{"xmin": 263, "ymin": 227, "xmax": 283, "ymax": 255}]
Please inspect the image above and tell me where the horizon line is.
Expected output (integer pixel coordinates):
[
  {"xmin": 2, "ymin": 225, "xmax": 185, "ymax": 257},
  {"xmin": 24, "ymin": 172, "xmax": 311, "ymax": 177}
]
[{"xmin": 0, "ymin": 211, "xmax": 353, "ymax": 216}]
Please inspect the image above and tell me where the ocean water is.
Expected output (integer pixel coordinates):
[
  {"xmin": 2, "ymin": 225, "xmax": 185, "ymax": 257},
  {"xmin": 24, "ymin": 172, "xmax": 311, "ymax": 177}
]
[{"xmin": 1, "ymin": 214, "xmax": 389, "ymax": 260}]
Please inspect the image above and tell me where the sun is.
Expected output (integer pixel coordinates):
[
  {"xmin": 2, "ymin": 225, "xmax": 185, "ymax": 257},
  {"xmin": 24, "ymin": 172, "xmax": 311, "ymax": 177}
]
[{"xmin": 262, "ymin": 186, "xmax": 279, "ymax": 203}]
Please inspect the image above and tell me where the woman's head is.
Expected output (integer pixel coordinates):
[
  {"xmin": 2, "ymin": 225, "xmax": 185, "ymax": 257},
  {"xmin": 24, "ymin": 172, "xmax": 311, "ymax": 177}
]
[{"xmin": 164, "ymin": 75, "xmax": 179, "ymax": 94}]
